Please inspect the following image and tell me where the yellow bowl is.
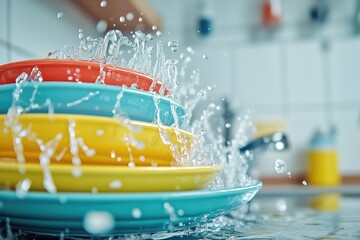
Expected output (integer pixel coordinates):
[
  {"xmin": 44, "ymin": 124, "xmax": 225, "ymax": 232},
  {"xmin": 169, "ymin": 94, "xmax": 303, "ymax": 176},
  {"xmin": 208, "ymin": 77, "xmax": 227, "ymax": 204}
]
[
  {"xmin": 0, "ymin": 114, "xmax": 194, "ymax": 166},
  {"xmin": 0, "ymin": 160, "xmax": 221, "ymax": 192}
]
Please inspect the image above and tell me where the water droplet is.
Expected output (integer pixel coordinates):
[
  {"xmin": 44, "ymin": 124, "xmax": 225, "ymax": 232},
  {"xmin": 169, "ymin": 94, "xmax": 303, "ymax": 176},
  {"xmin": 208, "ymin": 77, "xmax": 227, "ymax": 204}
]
[
  {"xmin": 72, "ymin": 167, "xmax": 82, "ymax": 178},
  {"xmin": 202, "ymin": 54, "xmax": 209, "ymax": 59},
  {"xmin": 138, "ymin": 17, "xmax": 143, "ymax": 22},
  {"xmin": 156, "ymin": 30, "xmax": 162, "ymax": 36},
  {"xmin": 59, "ymin": 196, "xmax": 67, "ymax": 204},
  {"xmin": 168, "ymin": 40, "xmax": 178, "ymax": 52},
  {"xmin": 186, "ymin": 46, "xmax": 195, "ymax": 55},
  {"xmin": 110, "ymin": 151, "xmax": 116, "ymax": 158},
  {"xmin": 91, "ymin": 187, "xmax": 98, "ymax": 194},
  {"xmin": 109, "ymin": 180, "xmax": 122, "ymax": 189},
  {"xmin": 302, "ymin": 180, "xmax": 307, "ymax": 186},
  {"xmin": 126, "ymin": 12, "xmax": 134, "ymax": 21},
  {"xmin": 132, "ymin": 208, "xmax": 142, "ymax": 219},
  {"xmin": 96, "ymin": 129, "xmax": 104, "ymax": 136},
  {"xmin": 100, "ymin": 0, "xmax": 107, "ymax": 7},
  {"xmin": 128, "ymin": 162, "xmax": 135, "ymax": 168},
  {"xmin": 83, "ymin": 211, "xmax": 114, "ymax": 234},
  {"xmin": 276, "ymin": 199, "xmax": 287, "ymax": 212},
  {"xmin": 16, "ymin": 179, "xmax": 31, "ymax": 198},
  {"xmin": 275, "ymin": 141, "xmax": 285, "ymax": 150},
  {"xmin": 275, "ymin": 159, "xmax": 287, "ymax": 173},
  {"xmin": 152, "ymin": 25, "xmax": 158, "ymax": 31},
  {"xmin": 57, "ymin": 12, "xmax": 64, "ymax": 20},
  {"xmin": 139, "ymin": 155, "xmax": 145, "ymax": 162},
  {"xmin": 177, "ymin": 209, "xmax": 184, "ymax": 216},
  {"xmin": 119, "ymin": 16, "xmax": 125, "ymax": 23},
  {"xmin": 163, "ymin": 202, "xmax": 177, "ymax": 221},
  {"xmin": 96, "ymin": 20, "xmax": 107, "ymax": 33},
  {"xmin": 78, "ymin": 29, "xmax": 84, "ymax": 40},
  {"xmin": 225, "ymin": 123, "xmax": 231, "ymax": 128},
  {"xmin": 146, "ymin": 33, "xmax": 153, "ymax": 41}
]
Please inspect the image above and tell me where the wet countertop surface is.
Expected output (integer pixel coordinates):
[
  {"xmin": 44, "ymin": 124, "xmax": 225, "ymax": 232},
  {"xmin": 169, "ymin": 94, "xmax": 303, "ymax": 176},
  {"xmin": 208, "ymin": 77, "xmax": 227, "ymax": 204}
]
[{"xmin": 3, "ymin": 186, "xmax": 360, "ymax": 240}]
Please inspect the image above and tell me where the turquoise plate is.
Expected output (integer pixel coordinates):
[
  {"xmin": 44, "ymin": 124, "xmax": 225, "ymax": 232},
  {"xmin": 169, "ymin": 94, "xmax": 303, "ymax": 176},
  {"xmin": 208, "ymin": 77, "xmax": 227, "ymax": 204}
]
[
  {"xmin": 0, "ymin": 82, "xmax": 186, "ymax": 126},
  {"xmin": 0, "ymin": 182, "xmax": 261, "ymax": 236}
]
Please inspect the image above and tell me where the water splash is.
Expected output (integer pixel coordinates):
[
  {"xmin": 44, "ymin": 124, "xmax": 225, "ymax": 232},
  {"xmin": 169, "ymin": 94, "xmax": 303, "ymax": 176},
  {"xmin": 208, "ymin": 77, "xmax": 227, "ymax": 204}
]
[
  {"xmin": 37, "ymin": 133, "xmax": 63, "ymax": 193},
  {"xmin": 66, "ymin": 91, "xmax": 100, "ymax": 107},
  {"xmin": 4, "ymin": 70, "xmax": 43, "ymax": 173},
  {"xmin": 168, "ymin": 40, "xmax": 178, "ymax": 52},
  {"xmin": 15, "ymin": 178, "xmax": 31, "ymax": 198},
  {"xmin": 274, "ymin": 159, "xmax": 287, "ymax": 174},
  {"xmin": 128, "ymin": 31, "xmax": 153, "ymax": 75},
  {"xmin": 7, "ymin": 29, "xmax": 256, "ymax": 194},
  {"xmin": 68, "ymin": 120, "xmax": 82, "ymax": 177}
]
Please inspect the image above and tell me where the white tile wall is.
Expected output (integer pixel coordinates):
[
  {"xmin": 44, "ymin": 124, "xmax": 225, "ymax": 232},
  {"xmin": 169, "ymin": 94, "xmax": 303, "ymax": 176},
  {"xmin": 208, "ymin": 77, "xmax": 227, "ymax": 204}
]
[
  {"xmin": 332, "ymin": 109, "xmax": 360, "ymax": 174},
  {"xmin": 10, "ymin": 50, "xmax": 30, "ymax": 63},
  {"xmin": 330, "ymin": 37, "xmax": 360, "ymax": 103},
  {"xmin": 233, "ymin": 43, "xmax": 283, "ymax": 107},
  {"xmin": 194, "ymin": 48, "xmax": 232, "ymax": 98},
  {"xmin": 0, "ymin": 0, "xmax": 7, "ymax": 41},
  {"xmin": 281, "ymin": 0, "xmax": 313, "ymax": 23},
  {"xmin": 285, "ymin": 40, "xmax": 325, "ymax": 106},
  {"xmin": 10, "ymin": 0, "xmax": 99, "ymax": 59},
  {"xmin": 150, "ymin": 0, "xmax": 186, "ymax": 28},
  {"xmin": 0, "ymin": 45, "xmax": 7, "ymax": 64}
]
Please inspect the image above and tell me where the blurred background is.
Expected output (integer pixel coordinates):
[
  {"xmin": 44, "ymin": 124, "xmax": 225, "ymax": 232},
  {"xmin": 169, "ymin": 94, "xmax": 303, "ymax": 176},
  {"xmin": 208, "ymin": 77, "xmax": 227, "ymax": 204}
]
[{"xmin": 0, "ymin": 0, "xmax": 359, "ymax": 185}]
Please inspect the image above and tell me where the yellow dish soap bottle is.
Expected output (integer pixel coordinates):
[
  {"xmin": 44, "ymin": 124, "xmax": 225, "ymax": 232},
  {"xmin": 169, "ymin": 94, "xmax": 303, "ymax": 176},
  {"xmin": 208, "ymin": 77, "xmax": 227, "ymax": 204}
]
[{"xmin": 307, "ymin": 126, "xmax": 340, "ymax": 186}]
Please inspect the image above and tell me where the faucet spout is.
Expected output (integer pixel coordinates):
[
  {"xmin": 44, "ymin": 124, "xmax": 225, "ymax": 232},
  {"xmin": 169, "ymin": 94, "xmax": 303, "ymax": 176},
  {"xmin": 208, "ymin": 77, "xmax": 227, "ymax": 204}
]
[
  {"xmin": 239, "ymin": 131, "xmax": 290, "ymax": 175},
  {"xmin": 239, "ymin": 131, "xmax": 289, "ymax": 154}
]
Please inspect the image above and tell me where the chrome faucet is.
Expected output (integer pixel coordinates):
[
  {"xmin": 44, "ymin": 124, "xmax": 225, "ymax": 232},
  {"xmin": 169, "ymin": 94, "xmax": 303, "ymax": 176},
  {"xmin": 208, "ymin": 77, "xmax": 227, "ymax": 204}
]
[{"xmin": 239, "ymin": 131, "xmax": 290, "ymax": 174}]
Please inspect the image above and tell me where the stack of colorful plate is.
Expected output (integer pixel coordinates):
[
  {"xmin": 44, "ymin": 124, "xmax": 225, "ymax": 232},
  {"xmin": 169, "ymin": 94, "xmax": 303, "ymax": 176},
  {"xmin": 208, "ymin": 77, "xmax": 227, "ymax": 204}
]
[{"xmin": 0, "ymin": 59, "xmax": 261, "ymax": 236}]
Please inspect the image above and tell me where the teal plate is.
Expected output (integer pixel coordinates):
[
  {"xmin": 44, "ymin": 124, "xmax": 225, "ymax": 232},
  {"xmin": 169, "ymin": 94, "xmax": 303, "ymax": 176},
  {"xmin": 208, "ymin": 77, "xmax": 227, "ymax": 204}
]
[
  {"xmin": 0, "ymin": 82, "xmax": 186, "ymax": 126},
  {"xmin": 0, "ymin": 182, "xmax": 261, "ymax": 236}
]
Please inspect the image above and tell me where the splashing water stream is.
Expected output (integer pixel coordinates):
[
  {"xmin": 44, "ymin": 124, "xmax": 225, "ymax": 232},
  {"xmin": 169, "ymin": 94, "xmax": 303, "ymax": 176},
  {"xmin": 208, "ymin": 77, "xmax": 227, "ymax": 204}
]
[{"xmin": 1, "ymin": 27, "xmax": 261, "ymax": 239}]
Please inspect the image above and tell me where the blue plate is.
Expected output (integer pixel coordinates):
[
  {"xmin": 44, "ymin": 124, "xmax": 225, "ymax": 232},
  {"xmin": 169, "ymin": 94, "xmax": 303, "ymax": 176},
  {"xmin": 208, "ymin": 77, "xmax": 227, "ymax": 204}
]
[
  {"xmin": 0, "ymin": 82, "xmax": 186, "ymax": 126},
  {"xmin": 0, "ymin": 182, "xmax": 261, "ymax": 236}
]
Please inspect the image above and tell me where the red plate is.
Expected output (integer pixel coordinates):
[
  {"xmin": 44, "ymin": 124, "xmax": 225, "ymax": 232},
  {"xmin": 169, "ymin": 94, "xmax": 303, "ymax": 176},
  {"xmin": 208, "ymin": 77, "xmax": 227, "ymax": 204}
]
[{"xmin": 0, "ymin": 59, "xmax": 167, "ymax": 94}]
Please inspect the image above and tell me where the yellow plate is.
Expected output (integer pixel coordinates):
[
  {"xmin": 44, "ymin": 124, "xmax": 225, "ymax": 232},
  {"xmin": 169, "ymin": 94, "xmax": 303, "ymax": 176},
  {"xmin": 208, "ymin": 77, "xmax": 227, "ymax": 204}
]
[
  {"xmin": 0, "ymin": 114, "xmax": 193, "ymax": 166},
  {"xmin": 0, "ymin": 160, "xmax": 221, "ymax": 192}
]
